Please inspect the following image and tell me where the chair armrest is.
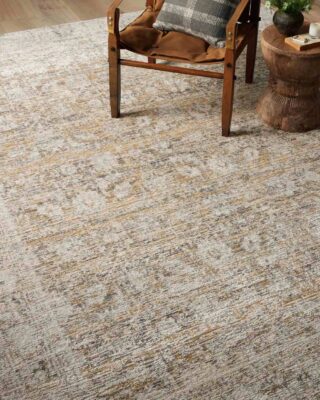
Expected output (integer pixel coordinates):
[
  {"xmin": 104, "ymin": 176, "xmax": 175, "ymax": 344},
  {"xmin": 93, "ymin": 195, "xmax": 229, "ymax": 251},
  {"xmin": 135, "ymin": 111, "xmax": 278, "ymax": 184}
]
[
  {"xmin": 226, "ymin": 0, "xmax": 251, "ymax": 49},
  {"xmin": 107, "ymin": 0, "xmax": 124, "ymax": 34},
  {"xmin": 108, "ymin": 0, "xmax": 154, "ymax": 34}
]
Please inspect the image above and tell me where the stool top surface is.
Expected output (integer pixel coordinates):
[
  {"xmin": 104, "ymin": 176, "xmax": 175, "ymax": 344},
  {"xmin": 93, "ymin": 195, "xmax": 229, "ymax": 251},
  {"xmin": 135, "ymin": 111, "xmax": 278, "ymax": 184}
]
[{"xmin": 262, "ymin": 24, "xmax": 320, "ymax": 58}]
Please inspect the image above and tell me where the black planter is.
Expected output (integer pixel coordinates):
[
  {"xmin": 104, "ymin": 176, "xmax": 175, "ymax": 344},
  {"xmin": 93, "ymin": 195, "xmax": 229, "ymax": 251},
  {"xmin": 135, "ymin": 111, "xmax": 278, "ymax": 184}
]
[{"xmin": 273, "ymin": 10, "xmax": 304, "ymax": 36}]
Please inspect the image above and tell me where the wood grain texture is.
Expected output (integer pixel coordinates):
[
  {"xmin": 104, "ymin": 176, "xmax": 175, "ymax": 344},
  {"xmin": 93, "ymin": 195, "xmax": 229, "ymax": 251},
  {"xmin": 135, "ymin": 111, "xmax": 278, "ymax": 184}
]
[
  {"xmin": 257, "ymin": 25, "xmax": 320, "ymax": 132},
  {"xmin": 0, "ymin": 0, "xmax": 145, "ymax": 33},
  {"xmin": 262, "ymin": 23, "xmax": 320, "ymax": 56},
  {"xmin": 0, "ymin": 0, "xmax": 319, "ymax": 33}
]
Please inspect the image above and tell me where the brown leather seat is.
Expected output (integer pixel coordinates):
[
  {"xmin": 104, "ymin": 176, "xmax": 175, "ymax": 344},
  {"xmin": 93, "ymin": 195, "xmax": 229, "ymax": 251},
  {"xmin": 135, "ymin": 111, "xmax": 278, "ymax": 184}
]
[{"xmin": 119, "ymin": 1, "xmax": 230, "ymax": 64}]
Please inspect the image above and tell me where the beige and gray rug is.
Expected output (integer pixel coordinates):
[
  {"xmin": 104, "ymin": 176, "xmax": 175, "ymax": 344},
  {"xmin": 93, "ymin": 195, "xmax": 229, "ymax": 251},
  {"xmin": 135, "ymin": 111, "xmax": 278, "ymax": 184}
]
[{"xmin": 0, "ymin": 9, "xmax": 320, "ymax": 400}]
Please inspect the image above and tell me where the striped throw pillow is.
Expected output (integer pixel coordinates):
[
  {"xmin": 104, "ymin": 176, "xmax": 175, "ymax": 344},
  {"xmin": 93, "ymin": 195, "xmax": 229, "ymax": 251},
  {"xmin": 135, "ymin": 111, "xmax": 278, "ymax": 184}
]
[{"xmin": 153, "ymin": 0, "xmax": 241, "ymax": 47}]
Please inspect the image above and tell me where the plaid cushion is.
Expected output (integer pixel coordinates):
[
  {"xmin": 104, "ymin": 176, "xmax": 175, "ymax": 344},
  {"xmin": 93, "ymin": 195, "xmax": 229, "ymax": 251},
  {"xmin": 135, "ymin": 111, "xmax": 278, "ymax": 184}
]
[{"xmin": 153, "ymin": 0, "xmax": 241, "ymax": 47}]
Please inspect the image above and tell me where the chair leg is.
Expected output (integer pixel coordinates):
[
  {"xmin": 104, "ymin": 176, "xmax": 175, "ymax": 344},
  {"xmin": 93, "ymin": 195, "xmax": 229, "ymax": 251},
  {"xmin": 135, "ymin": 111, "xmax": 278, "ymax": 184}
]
[
  {"xmin": 245, "ymin": 26, "xmax": 258, "ymax": 84},
  {"xmin": 108, "ymin": 40, "xmax": 121, "ymax": 118},
  {"xmin": 222, "ymin": 50, "xmax": 236, "ymax": 137}
]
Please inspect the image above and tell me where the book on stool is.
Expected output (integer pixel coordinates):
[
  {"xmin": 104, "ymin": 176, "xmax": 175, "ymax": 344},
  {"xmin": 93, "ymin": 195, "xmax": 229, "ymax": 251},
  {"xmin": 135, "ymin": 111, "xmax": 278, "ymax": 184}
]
[{"xmin": 285, "ymin": 22, "xmax": 320, "ymax": 51}]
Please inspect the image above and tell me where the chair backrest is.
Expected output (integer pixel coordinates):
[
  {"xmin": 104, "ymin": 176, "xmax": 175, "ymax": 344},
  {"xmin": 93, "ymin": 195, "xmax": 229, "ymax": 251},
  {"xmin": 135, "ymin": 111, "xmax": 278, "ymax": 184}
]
[
  {"xmin": 148, "ymin": 0, "xmax": 261, "ymax": 20},
  {"xmin": 249, "ymin": 0, "xmax": 261, "ymax": 20}
]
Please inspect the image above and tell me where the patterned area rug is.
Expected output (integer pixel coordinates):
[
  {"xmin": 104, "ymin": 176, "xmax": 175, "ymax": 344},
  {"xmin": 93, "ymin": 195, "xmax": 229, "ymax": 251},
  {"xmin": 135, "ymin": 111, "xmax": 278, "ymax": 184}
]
[{"xmin": 0, "ymin": 9, "xmax": 319, "ymax": 400}]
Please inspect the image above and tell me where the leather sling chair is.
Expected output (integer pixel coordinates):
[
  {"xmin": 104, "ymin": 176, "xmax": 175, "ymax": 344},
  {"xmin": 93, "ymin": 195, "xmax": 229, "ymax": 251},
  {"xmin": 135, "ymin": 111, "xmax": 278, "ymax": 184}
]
[{"xmin": 107, "ymin": 0, "xmax": 261, "ymax": 136}]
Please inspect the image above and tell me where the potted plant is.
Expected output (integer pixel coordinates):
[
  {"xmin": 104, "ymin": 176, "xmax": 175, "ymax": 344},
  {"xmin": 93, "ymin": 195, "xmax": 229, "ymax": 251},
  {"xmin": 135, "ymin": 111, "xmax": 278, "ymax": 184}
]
[{"xmin": 265, "ymin": 0, "xmax": 313, "ymax": 36}]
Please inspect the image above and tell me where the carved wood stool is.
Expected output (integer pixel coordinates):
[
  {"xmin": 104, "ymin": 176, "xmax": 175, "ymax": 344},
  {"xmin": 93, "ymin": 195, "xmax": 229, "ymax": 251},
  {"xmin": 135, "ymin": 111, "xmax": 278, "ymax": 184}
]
[{"xmin": 257, "ymin": 25, "xmax": 320, "ymax": 132}]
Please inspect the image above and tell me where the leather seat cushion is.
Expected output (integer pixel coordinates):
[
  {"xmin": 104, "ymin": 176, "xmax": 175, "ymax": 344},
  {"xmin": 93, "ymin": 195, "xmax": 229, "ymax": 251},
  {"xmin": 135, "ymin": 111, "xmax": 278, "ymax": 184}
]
[{"xmin": 119, "ymin": 1, "xmax": 227, "ymax": 64}]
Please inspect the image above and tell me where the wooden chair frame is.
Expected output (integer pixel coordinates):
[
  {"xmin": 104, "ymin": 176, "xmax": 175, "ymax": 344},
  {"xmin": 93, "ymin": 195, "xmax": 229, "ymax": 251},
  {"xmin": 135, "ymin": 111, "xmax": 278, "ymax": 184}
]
[{"xmin": 107, "ymin": 0, "xmax": 261, "ymax": 136}]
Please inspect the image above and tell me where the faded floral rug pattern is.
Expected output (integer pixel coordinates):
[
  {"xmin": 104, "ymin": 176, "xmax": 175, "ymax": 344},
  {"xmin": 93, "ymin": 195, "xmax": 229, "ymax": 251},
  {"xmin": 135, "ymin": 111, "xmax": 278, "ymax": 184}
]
[{"xmin": 0, "ymin": 9, "xmax": 320, "ymax": 400}]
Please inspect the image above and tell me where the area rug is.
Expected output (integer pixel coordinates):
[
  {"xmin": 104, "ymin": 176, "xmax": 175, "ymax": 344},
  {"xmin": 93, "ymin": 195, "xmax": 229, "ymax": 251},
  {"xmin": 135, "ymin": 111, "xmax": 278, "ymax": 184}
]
[{"xmin": 0, "ymin": 8, "xmax": 319, "ymax": 400}]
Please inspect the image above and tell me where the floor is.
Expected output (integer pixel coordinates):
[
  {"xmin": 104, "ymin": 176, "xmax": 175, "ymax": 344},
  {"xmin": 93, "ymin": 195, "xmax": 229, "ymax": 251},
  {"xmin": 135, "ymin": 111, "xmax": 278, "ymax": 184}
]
[
  {"xmin": 1, "ymin": 7, "xmax": 319, "ymax": 397},
  {"xmin": 0, "ymin": 0, "xmax": 144, "ymax": 33},
  {"xmin": 0, "ymin": 0, "xmax": 319, "ymax": 33}
]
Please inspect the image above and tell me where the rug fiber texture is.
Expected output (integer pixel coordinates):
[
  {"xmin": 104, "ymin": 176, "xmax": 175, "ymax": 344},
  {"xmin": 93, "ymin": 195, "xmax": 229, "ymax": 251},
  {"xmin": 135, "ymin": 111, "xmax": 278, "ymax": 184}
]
[{"xmin": 0, "ymin": 10, "xmax": 319, "ymax": 400}]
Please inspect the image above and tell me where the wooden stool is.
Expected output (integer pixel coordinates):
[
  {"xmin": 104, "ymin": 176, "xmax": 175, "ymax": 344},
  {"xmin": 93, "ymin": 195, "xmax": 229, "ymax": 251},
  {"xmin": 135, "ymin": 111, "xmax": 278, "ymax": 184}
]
[{"xmin": 257, "ymin": 25, "xmax": 320, "ymax": 132}]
